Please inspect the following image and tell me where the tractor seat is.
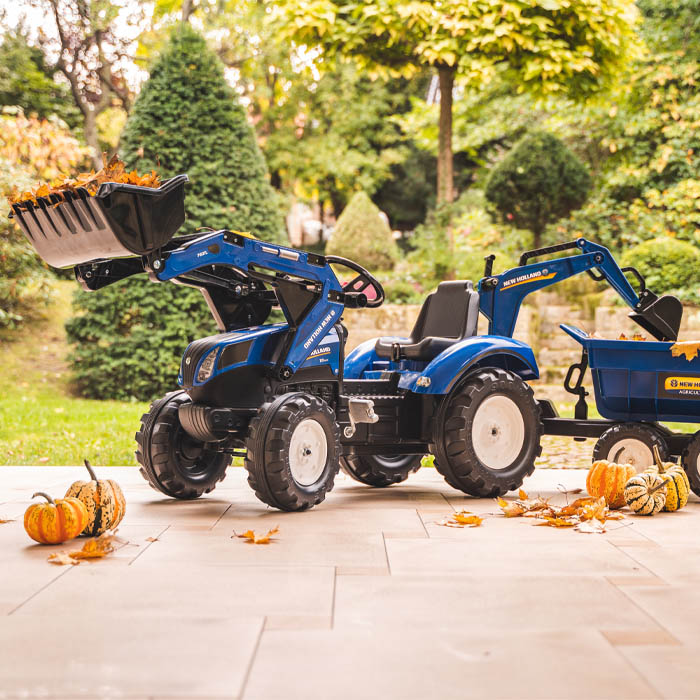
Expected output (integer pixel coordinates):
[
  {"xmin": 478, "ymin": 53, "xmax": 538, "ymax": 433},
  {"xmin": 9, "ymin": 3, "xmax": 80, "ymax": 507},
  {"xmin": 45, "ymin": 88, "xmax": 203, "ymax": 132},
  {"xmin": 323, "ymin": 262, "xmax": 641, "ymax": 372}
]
[{"xmin": 374, "ymin": 280, "xmax": 479, "ymax": 363}]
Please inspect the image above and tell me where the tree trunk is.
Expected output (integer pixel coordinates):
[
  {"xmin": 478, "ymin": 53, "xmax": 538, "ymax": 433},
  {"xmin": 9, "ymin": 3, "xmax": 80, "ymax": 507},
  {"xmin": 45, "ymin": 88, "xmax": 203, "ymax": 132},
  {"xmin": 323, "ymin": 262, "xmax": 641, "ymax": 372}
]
[
  {"xmin": 84, "ymin": 111, "xmax": 102, "ymax": 169},
  {"xmin": 437, "ymin": 65, "xmax": 455, "ymax": 205}
]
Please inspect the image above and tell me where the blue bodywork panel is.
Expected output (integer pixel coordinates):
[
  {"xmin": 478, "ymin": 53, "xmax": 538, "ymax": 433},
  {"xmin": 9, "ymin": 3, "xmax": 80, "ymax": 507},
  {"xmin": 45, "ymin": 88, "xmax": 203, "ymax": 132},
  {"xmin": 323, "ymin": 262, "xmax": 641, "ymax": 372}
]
[
  {"xmin": 562, "ymin": 324, "xmax": 700, "ymax": 423},
  {"xmin": 178, "ymin": 325, "xmax": 341, "ymax": 388},
  {"xmin": 344, "ymin": 336, "xmax": 538, "ymax": 394},
  {"xmin": 158, "ymin": 231, "xmax": 345, "ymax": 375}
]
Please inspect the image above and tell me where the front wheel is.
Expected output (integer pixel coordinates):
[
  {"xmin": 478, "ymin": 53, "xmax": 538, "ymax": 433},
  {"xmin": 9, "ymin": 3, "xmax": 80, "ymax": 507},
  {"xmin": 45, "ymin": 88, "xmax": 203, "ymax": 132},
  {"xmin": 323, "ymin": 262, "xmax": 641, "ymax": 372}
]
[
  {"xmin": 340, "ymin": 454, "xmax": 422, "ymax": 487},
  {"xmin": 245, "ymin": 393, "xmax": 341, "ymax": 511},
  {"xmin": 431, "ymin": 368, "xmax": 542, "ymax": 497},
  {"xmin": 135, "ymin": 391, "xmax": 231, "ymax": 499}
]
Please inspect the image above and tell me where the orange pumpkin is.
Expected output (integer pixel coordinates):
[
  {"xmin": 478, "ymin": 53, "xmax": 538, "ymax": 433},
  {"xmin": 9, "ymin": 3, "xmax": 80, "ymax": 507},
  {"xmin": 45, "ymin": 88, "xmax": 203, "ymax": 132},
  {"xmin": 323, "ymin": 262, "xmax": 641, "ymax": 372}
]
[
  {"xmin": 24, "ymin": 492, "xmax": 89, "ymax": 545},
  {"xmin": 586, "ymin": 460, "xmax": 637, "ymax": 509}
]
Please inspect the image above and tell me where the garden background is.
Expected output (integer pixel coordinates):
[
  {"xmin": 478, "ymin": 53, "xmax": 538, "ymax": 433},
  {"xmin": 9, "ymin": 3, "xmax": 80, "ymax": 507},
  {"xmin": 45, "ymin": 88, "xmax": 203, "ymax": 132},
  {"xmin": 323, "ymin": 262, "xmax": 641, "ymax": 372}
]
[{"xmin": 1, "ymin": 0, "xmax": 700, "ymax": 465}]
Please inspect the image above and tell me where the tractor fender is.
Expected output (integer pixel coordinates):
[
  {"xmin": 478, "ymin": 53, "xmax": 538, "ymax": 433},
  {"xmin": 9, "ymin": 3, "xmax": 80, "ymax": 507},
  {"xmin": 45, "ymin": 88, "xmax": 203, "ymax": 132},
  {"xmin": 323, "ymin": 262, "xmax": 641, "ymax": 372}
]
[
  {"xmin": 344, "ymin": 337, "xmax": 400, "ymax": 378},
  {"xmin": 399, "ymin": 336, "xmax": 539, "ymax": 394}
]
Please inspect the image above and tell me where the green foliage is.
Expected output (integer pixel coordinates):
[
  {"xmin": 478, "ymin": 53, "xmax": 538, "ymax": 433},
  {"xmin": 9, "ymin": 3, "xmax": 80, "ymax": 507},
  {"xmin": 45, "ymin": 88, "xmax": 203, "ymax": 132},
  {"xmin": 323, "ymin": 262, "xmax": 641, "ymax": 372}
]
[
  {"xmin": 485, "ymin": 131, "xmax": 591, "ymax": 242},
  {"xmin": 66, "ymin": 280, "xmax": 216, "ymax": 401},
  {"xmin": 68, "ymin": 26, "xmax": 283, "ymax": 401},
  {"xmin": 404, "ymin": 191, "xmax": 532, "ymax": 294},
  {"xmin": 120, "ymin": 25, "xmax": 283, "ymax": 240},
  {"xmin": 271, "ymin": 0, "xmax": 640, "ymax": 96},
  {"xmin": 0, "ymin": 30, "xmax": 80, "ymax": 128},
  {"xmin": 621, "ymin": 236, "xmax": 700, "ymax": 300},
  {"xmin": 0, "ymin": 159, "xmax": 52, "ymax": 331},
  {"xmin": 326, "ymin": 192, "xmax": 398, "ymax": 271}
]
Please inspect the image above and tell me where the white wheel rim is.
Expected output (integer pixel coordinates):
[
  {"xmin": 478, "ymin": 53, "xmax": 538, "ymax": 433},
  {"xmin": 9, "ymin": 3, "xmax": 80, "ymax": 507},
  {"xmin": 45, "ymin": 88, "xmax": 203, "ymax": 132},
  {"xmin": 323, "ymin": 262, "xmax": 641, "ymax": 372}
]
[
  {"xmin": 288, "ymin": 418, "xmax": 328, "ymax": 486},
  {"xmin": 605, "ymin": 439, "xmax": 653, "ymax": 471},
  {"xmin": 471, "ymin": 395, "xmax": 525, "ymax": 470}
]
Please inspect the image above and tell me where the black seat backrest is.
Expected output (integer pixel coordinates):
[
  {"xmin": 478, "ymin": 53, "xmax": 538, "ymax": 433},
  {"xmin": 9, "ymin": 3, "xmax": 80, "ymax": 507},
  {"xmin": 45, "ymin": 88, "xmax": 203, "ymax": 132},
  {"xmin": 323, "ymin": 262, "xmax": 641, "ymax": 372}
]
[{"xmin": 410, "ymin": 281, "xmax": 478, "ymax": 342}]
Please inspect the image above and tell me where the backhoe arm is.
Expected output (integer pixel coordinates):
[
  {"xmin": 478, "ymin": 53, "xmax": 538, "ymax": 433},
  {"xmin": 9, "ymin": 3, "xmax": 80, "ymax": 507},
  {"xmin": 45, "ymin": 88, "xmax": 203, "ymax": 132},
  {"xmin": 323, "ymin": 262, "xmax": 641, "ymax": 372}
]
[{"xmin": 478, "ymin": 238, "xmax": 681, "ymax": 341}]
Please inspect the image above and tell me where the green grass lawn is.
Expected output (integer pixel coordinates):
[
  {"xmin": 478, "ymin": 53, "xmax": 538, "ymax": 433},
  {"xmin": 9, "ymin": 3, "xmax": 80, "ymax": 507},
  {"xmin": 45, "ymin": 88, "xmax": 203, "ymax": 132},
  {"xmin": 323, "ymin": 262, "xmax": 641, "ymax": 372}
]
[{"xmin": 0, "ymin": 281, "xmax": 148, "ymax": 466}]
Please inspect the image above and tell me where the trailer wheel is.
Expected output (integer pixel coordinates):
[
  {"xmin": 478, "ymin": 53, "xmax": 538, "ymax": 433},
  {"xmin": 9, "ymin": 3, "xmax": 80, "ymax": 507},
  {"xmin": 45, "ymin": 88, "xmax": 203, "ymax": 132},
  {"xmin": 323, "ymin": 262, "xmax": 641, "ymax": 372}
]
[
  {"xmin": 681, "ymin": 432, "xmax": 700, "ymax": 497},
  {"xmin": 431, "ymin": 368, "xmax": 542, "ymax": 497},
  {"xmin": 592, "ymin": 423, "xmax": 668, "ymax": 472},
  {"xmin": 340, "ymin": 454, "xmax": 422, "ymax": 487},
  {"xmin": 136, "ymin": 391, "xmax": 231, "ymax": 499},
  {"xmin": 245, "ymin": 393, "xmax": 341, "ymax": 511}
]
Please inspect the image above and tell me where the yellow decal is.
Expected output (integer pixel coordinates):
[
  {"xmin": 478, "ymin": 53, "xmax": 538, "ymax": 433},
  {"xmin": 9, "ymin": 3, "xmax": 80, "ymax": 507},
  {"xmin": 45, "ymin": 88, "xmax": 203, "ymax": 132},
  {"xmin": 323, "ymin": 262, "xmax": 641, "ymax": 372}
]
[
  {"xmin": 664, "ymin": 376, "xmax": 700, "ymax": 391},
  {"xmin": 501, "ymin": 272, "xmax": 557, "ymax": 290}
]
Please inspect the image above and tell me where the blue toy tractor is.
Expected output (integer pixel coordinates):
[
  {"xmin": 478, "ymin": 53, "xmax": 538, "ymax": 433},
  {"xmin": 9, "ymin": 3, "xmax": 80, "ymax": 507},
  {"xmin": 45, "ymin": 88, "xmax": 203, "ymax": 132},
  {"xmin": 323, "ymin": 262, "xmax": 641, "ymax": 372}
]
[{"xmin": 12, "ymin": 174, "xmax": 699, "ymax": 511}]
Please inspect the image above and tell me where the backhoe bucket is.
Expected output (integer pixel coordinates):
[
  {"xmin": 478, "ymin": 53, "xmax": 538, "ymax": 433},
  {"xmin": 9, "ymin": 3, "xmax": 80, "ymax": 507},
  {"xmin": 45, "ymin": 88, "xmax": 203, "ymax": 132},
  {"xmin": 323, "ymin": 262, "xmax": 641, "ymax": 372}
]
[
  {"xmin": 8, "ymin": 174, "xmax": 188, "ymax": 268},
  {"xmin": 629, "ymin": 293, "xmax": 683, "ymax": 342}
]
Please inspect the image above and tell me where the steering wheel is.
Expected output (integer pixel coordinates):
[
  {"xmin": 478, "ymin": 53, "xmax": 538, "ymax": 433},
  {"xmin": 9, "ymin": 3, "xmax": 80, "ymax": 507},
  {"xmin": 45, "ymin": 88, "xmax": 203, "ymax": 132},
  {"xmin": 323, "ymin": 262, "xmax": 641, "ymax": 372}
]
[{"xmin": 326, "ymin": 255, "xmax": 385, "ymax": 309}]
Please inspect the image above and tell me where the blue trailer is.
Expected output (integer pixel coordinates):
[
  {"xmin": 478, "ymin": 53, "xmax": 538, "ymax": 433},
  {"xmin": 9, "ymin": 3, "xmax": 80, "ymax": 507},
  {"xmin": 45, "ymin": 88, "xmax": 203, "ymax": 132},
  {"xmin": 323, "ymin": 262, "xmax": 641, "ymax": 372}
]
[{"xmin": 11, "ymin": 175, "xmax": 699, "ymax": 510}]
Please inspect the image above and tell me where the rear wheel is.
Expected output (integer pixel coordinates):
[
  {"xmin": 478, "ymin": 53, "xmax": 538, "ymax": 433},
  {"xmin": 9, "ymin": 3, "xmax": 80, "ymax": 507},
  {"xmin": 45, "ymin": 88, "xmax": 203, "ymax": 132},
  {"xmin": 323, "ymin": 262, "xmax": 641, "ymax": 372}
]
[
  {"xmin": 681, "ymin": 432, "xmax": 700, "ymax": 497},
  {"xmin": 136, "ymin": 391, "xmax": 231, "ymax": 499},
  {"xmin": 592, "ymin": 423, "xmax": 668, "ymax": 472},
  {"xmin": 431, "ymin": 368, "xmax": 542, "ymax": 497},
  {"xmin": 245, "ymin": 393, "xmax": 341, "ymax": 511},
  {"xmin": 340, "ymin": 454, "xmax": 422, "ymax": 487}
]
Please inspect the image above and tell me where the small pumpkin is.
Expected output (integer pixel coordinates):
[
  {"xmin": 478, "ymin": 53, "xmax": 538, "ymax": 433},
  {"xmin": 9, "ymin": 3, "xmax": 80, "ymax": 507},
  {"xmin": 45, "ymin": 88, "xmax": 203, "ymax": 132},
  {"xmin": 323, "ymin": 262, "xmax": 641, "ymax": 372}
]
[
  {"xmin": 646, "ymin": 446, "xmax": 689, "ymax": 512},
  {"xmin": 624, "ymin": 472, "xmax": 668, "ymax": 515},
  {"xmin": 65, "ymin": 460, "xmax": 126, "ymax": 536},
  {"xmin": 24, "ymin": 492, "xmax": 89, "ymax": 544},
  {"xmin": 586, "ymin": 460, "xmax": 637, "ymax": 509}
]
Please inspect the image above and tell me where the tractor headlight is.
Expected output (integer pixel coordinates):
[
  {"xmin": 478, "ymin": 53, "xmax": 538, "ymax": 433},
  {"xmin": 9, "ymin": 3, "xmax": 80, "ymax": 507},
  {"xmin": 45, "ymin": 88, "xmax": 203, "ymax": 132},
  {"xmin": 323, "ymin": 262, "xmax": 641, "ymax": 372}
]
[{"xmin": 196, "ymin": 348, "xmax": 218, "ymax": 383}]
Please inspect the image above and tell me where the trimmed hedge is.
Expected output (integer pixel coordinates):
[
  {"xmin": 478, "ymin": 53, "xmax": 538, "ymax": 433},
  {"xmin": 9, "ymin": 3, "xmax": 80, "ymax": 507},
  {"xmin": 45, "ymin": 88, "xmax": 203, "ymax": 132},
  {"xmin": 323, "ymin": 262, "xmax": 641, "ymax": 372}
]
[{"xmin": 326, "ymin": 191, "xmax": 398, "ymax": 270}]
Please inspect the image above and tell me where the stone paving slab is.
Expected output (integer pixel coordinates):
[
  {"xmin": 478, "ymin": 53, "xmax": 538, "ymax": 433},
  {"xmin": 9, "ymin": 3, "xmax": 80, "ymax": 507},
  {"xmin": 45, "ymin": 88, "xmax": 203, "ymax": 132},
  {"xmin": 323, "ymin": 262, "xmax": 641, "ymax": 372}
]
[{"xmin": 1, "ymin": 465, "xmax": 700, "ymax": 698}]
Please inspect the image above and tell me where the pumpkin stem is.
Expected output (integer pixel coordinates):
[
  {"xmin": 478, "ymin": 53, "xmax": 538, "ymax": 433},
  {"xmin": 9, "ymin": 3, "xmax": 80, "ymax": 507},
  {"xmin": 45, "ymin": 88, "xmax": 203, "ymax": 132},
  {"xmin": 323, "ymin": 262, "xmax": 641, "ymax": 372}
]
[
  {"xmin": 83, "ymin": 459, "xmax": 98, "ymax": 482},
  {"xmin": 32, "ymin": 492, "xmax": 55, "ymax": 505},
  {"xmin": 648, "ymin": 477, "xmax": 671, "ymax": 496},
  {"xmin": 653, "ymin": 445, "xmax": 663, "ymax": 471}
]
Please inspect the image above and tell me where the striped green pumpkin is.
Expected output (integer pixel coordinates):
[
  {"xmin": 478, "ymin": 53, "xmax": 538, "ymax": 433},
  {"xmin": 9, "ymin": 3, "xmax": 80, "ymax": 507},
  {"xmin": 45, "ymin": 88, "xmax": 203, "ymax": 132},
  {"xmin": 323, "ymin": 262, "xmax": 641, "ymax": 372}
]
[
  {"xmin": 65, "ymin": 460, "xmax": 126, "ymax": 536},
  {"xmin": 624, "ymin": 472, "xmax": 667, "ymax": 515}
]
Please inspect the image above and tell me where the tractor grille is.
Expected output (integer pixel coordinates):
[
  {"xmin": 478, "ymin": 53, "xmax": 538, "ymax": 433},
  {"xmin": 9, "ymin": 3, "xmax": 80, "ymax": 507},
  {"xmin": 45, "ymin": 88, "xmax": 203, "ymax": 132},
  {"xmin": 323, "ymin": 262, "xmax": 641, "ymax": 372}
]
[{"xmin": 181, "ymin": 336, "xmax": 220, "ymax": 387}]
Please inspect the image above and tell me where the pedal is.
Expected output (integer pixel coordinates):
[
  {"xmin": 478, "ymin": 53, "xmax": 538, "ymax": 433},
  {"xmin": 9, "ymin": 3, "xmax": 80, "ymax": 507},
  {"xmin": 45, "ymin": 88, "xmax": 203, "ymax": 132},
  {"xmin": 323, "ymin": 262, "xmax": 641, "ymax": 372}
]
[{"xmin": 344, "ymin": 398, "xmax": 379, "ymax": 438}]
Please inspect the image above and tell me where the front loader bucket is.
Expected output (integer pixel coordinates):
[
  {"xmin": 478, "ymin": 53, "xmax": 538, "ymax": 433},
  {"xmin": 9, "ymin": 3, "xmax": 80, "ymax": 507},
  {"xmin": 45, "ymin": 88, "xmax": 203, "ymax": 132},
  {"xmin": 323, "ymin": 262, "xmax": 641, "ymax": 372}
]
[
  {"xmin": 8, "ymin": 174, "xmax": 188, "ymax": 268},
  {"xmin": 629, "ymin": 293, "xmax": 683, "ymax": 342}
]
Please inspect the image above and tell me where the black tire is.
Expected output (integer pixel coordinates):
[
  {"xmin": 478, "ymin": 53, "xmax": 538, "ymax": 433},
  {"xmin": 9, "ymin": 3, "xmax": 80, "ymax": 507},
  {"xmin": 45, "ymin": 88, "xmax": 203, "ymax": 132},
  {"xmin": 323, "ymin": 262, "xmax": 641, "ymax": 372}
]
[
  {"xmin": 681, "ymin": 432, "xmax": 700, "ymax": 497},
  {"xmin": 592, "ymin": 423, "xmax": 668, "ymax": 472},
  {"xmin": 135, "ymin": 391, "xmax": 231, "ymax": 499},
  {"xmin": 430, "ymin": 368, "xmax": 542, "ymax": 497},
  {"xmin": 340, "ymin": 454, "xmax": 422, "ymax": 487},
  {"xmin": 245, "ymin": 392, "xmax": 341, "ymax": 511}
]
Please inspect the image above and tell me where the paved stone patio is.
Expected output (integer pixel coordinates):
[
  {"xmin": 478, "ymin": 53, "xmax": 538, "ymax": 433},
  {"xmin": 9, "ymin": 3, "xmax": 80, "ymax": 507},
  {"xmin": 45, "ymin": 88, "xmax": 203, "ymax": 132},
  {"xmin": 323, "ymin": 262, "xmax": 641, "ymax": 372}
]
[{"xmin": 1, "ymin": 465, "xmax": 699, "ymax": 699}]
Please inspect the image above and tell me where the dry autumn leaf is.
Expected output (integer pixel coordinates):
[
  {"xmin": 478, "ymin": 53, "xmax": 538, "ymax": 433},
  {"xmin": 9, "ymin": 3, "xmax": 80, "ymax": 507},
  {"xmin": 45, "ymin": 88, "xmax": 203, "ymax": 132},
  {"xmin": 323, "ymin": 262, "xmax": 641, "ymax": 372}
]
[
  {"xmin": 537, "ymin": 517, "xmax": 577, "ymax": 528},
  {"xmin": 436, "ymin": 511, "xmax": 484, "ymax": 528},
  {"xmin": 48, "ymin": 551, "xmax": 79, "ymax": 566},
  {"xmin": 9, "ymin": 153, "xmax": 161, "ymax": 210},
  {"xmin": 0, "ymin": 517, "xmax": 14, "ymax": 524},
  {"xmin": 48, "ymin": 531, "xmax": 122, "ymax": 565},
  {"xmin": 145, "ymin": 537, "xmax": 159, "ymax": 543},
  {"xmin": 496, "ymin": 497, "xmax": 527, "ymax": 518},
  {"xmin": 236, "ymin": 526, "xmax": 279, "ymax": 544},
  {"xmin": 671, "ymin": 341, "xmax": 700, "ymax": 362}
]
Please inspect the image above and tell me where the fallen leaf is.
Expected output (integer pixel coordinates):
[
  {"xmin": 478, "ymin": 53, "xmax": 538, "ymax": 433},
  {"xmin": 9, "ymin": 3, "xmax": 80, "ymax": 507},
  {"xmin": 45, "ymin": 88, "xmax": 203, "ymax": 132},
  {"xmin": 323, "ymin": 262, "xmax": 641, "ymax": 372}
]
[
  {"xmin": 237, "ymin": 526, "xmax": 279, "ymax": 544},
  {"xmin": 537, "ymin": 516, "xmax": 577, "ymax": 528},
  {"xmin": 0, "ymin": 517, "xmax": 14, "ymax": 524},
  {"xmin": 48, "ymin": 552, "xmax": 79, "ymax": 566},
  {"xmin": 68, "ymin": 532, "xmax": 118, "ymax": 560},
  {"xmin": 145, "ymin": 537, "xmax": 159, "ymax": 542},
  {"xmin": 518, "ymin": 488, "xmax": 528, "ymax": 500},
  {"xmin": 671, "ymin": 341, "xmax": 700, "ymax": 362},
  {"xmin": 451, "ymin": 512, "xmax": 484, "ymax": 527},
  {"xmin": 575, "ymin": 519, "xmax": 606, "ymax": 534},
  {"xmin": 496, "ymin": 497, "xmax": 526, "ymax": 517}
]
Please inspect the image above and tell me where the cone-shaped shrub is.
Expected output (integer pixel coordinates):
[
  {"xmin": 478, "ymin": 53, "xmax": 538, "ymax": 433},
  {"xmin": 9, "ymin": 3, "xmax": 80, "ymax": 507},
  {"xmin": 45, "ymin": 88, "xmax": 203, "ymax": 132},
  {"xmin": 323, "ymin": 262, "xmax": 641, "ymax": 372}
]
[
  {"xmin": 66, "ymin": 26, "xmax": 282, "ymax": 400},
  {"xmin": 326, "ymin": 192, "xmax": 398, "ymax": 270}
]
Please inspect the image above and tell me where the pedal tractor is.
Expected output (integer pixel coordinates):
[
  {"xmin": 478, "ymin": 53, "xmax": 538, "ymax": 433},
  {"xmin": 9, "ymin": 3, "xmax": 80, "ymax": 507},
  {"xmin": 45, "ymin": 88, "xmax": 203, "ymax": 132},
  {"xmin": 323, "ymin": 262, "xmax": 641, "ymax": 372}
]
[{"xmin": 11, "ymin": 174, "xmax": 699, "ymax": 510}]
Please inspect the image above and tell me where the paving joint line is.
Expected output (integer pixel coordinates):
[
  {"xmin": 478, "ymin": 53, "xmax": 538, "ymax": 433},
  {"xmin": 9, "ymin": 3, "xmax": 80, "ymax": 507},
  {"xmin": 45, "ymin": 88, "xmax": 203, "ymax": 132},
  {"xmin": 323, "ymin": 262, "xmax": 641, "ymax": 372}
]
[
  {"xmin": 330, "ymin": 566, "xmax": 337, "ymax": 629},
  {"xmin": 129, "ymin": 524, "xmax": 171, "ymax": 566},
  {"xmin": 8, "ymin": 565, "xmax": 74, "ymax": 616},
  {"xmin": 416, "ymin": 508, "xmax": 430, "ymax": 538},
  {"xmin": 238, "ymin": 617, "xmax": 266, "ymax": 700},
  {"xmin": 209, "ymin": 503, "xmax": 232, "ymax": 531},
  {"xmin": 381, "ymin": 532, "xmax": 392, "ymax": 575}
]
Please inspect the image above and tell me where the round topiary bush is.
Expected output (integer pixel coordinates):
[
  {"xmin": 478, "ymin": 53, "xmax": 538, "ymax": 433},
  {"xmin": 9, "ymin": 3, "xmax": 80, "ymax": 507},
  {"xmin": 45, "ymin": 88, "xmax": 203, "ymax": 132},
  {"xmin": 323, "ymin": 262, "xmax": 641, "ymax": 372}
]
[
  {"xmin": 485, "ymin": 131, "xmax": 591, "ymax": 247},
  {"xmin": 621, "ymin": 236, "xmax": 700, "ymax": 297},
  {"xmin": 66, "ymin": 26, "xmax": 283, "ymax": 401},
  {"xmin": 326, "ymin": 191, "xmax": 398, "ymax": 270}
]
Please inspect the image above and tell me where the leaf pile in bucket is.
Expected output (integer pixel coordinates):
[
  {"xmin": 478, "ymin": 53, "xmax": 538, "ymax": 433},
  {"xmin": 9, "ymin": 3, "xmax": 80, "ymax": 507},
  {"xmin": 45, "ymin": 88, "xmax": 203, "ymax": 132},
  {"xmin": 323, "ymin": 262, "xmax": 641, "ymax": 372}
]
[
  {"xmin": 496, "ymin": 490, "xmax": 625, "ymax": 533},
  {"xmin": 9, "ymin": 154, "xmax": 161, "ymax": 210}
]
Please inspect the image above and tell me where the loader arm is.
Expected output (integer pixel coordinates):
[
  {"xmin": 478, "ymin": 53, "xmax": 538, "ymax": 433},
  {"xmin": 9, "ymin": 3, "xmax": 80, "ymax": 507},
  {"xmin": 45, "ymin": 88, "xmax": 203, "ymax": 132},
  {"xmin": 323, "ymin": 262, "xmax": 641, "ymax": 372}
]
[
  {"xmin": 75, "ymin": 229, "xmax": 381, "ymax": 378},
  {"xmin": 478, "ymin": 238, "xmax": 682, "ymax": 342}
]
